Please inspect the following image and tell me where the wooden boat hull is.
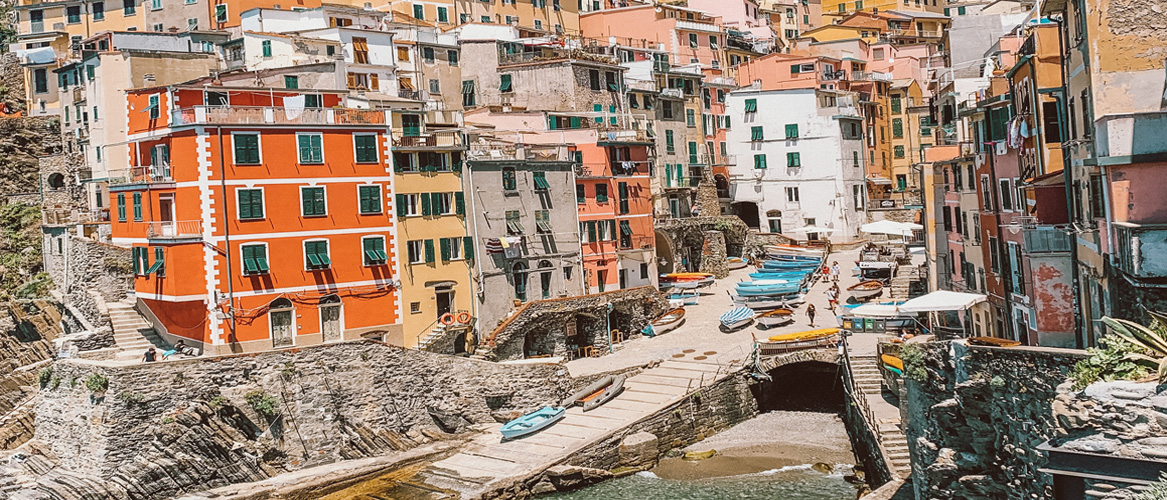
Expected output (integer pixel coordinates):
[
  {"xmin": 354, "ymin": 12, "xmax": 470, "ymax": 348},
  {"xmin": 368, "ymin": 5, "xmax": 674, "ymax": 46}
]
[
  {"xmin": 733, "ymin": 285, "xmax": 802, "ymax": 297},
  {"xmin": 500, "ymin": 406, "xmax": 565, "ymax": 440},
  {"xmin": 763, "ymin": 245, "xmax": 824, "ymax": 257},
  {"xmin": 967, "ymin": 336, "xmax": 1022, "ymax": 347},
  {"xmin": 768, "ymin": 328, "xmax": 840, "ymax": 343},
  {"xmin": 720, "ymin": 307, "xmax": 756, "ymax": 330},
  {"xmin": 562, "ymin": 375, "xmax": 626, "ymax": 411},
  {"xmin": 881, "ymin": 354, "xmax": 904, "ymax": 371},
  {"xmin": 661, "ymin": 272, "xmax": 714, "ymax": 282},
  {"xmin": 848, "ymin": 280, "xmax": 885, "ymax": 300},
  {"xmin": 757, "ymin": 309, "xmax": 795, "ymax": 327},
  {"xmin": 731, "ymin": 293, "xmax": 805, "ymax": 309},
  {"xmin": 652, "ymin": 308, "xmax": 686, "ymax": 335},
  {"xmin": 726, "ymin": 257, "xmax": 748, "ymax": 270}
]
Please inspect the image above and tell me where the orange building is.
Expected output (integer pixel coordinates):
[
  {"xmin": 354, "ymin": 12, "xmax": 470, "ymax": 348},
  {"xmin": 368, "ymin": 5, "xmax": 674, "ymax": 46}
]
[
  {"xmin": 574, "ymin": 141, "xmax": 656, "ymax": 292},
  {"xmin": 110, "ymin": 85, "xmax": 401, "ymax": 354}
]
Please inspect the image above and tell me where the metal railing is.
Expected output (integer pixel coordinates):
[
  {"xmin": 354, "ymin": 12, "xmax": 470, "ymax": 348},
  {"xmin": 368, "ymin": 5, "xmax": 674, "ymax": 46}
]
[
  {"xmin": 172, "ymin": 106, "xmax": 388, "ymax": 126},
  {"xmin": 146, "ymin": 220, "xmax": 202, "ymax": 239},
  {"xmin": 618, "ymin": 235, "xmax": 655, "ymax": 252},
  {"xmin": 498, "ymin": 48, "xmax": 618, "ymax": 66},
  {"xmin": 392, "ymin": 130, "xmax": 464, "ymax": 148},
  {"xmin": 108, "ymin": 165, "xmax": 173, "ymax": 186},
  {"xmin": 851, "ymin": 71, "xmax": 894, "ymax": 82},
  {"xmin": 576, "ymin": 161, "xmax": 651, "ymax": 178}
]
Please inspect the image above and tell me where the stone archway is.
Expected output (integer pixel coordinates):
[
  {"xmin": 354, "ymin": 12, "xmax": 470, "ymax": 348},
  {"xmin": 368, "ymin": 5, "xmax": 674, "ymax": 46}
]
[
  {"xmin": 655, "ymin": 230, "xmax": 676, "ymax": 274},
  {"xmin": 731, "ymin": 201, "xmax": 760, "ymax": 229}
]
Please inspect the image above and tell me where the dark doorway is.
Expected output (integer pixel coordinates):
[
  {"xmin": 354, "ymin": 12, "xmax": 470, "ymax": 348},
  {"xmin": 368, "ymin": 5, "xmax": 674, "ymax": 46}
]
[
  {"xmin": 435, "ymin": 288, "xmax": 453, "ymax": 319},
  {"xmin": 751, "ymin": 361, "xmax": 844, "ymax": 413},
  {"xmin": 731, "ymin": 201, "xmax": 760, "ymax": 229}
]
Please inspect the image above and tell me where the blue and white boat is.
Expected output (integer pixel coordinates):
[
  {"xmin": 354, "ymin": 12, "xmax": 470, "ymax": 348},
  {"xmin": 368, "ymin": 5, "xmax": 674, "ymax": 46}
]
[
  {"xmin": 772, "ymin": 255, "xmax": 822, "ymax": 262},
  {"xmin": 734, "ymin": 283, "xmax": 802, "ymax": 296},
  {"xmin": 748, "ymin": 271, "xmax": 812, "ymax": 280},
  {"xmin": 760, "ymin": 260, "xmax": 822, "ymax": 270},
  {"xmin": 500, "ymin": 406, "xmax": 566, "ymax": 440},
  {"xmin": 666, "ymin": 289, "xmax": 700, "ymax": 306},
  {"xmin": 731, "ymin": 293, "xmax": 806, "ymax": 309},
  {"xmin": 720, "ymin": 306, "xmax": 756, "ymax": 330}
]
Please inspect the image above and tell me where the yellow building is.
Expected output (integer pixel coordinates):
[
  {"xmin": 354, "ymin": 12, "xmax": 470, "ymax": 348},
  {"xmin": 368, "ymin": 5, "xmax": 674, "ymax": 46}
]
[
  {"xmin": 377, "ymin": 0, "xmax": 581, "ymax": 34},
  {"xmin": 821, "ymin": 0, "xmax": 946, "ymax": 19},
  {"xmin": 889, "ymin": 78, "xmax": 924, "ymax": 192},
  {"xmin": 797, "ymin": 24, "xmax": 881, "ymax": 44},
  {"xmin": 390, "ymin": 110, "xmax": 476, "ymax": 353}
]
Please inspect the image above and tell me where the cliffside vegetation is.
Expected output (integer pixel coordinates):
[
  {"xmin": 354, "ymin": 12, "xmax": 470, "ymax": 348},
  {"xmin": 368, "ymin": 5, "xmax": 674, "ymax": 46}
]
[
  {"xmin": 1069, "ymin": 314, "xmax": 1167, "ymax": 390},
  {"xmin": 0, "ymin": 203, "xmax": 49, "ymax": 299}
]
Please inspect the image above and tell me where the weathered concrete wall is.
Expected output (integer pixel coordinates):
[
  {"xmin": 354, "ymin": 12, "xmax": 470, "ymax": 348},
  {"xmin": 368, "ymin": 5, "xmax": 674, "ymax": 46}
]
[
  {"xmin": 484, "ymin": 286, "xmax": 669, "ymax": 361},
  {"xmin": 903, "ymin": 341, "xmax": 1087, "ymax": 500},
  {"xmin": 23, "ymin": 340, "xmax": 574, "ymax": 500}
]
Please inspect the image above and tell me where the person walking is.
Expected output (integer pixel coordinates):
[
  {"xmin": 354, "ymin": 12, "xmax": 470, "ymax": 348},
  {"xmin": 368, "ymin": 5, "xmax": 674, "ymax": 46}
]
[
  {"xmin": 826, "ymin": 287, "xmax": 838, "ymax": 312},
  {"xmin": 807, "ymin": 303, "xmax": 817, "ymax": 327},
  {"xmin": 831, "ymin": 261, "xmax": 840, "ymax": 282}
]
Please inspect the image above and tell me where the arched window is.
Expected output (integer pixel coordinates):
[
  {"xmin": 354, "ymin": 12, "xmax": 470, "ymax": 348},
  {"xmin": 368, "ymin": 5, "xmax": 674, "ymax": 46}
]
[
  {"xmin": 512, "ymin": 261, "xmax": 528, "ymax": 302},
  {"xmin": 47, "ymin": 173, "xmax": 65, "ymax": 189},
  {"xmin": 269, "ymin": 298, "xmax": 294, "ymax": 348},
  {"xmin": 538, "ymin": 260, "xmax": 554, "ymax": 299},
  {"xmin": 319, "ymin": 294, "xmax": 342, "ymax": 342}
]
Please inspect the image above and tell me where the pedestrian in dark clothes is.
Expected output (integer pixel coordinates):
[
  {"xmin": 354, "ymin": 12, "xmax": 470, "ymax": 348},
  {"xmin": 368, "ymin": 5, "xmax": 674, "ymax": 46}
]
[{"xmin": 807, "ymin": 303, "xmax": 817, "ymax": 327}]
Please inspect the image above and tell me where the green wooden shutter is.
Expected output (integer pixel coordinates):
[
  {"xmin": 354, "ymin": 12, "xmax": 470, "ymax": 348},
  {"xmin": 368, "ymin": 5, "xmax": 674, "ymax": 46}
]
[
  {"xmin": 440, "ymin": 238, "xmax": 450, "ymax": 261},
  {"xmin": 463, "ymin": 236, "xmax": 474, "ymax": 261},
  {"xmin": 420, "ymin": 192, "xmax": 432, "ymax": 215},
  {"xmin": 132, "ymin": 247, "xmax": 141, "ymax": 275},
  {"xmin": 430, "ymin": 192, "xmax": 442, "ymax": 214},
  {"xmin": 132, "ymin": 192, "xmax": 142, "ymax": 221},
  {"xmin": 395, "ymin": 194, "xmax": 407, "ymax": 218},
  {"xmin": 454, "ymin": 192, "xmax": 465, "ymax": 215},
  {"xmin": 785, "ymin": 124, "xmax": 798, "ymax": 138},
  {"xmin": 117, "ymin": 194, "xmax": 126, "ymax": 221},
  {"xmin": 424, "ymin": 239, "xmax": 435, "ymax": 263},
  {"xmin": 298, "ymin": 135, "xmax": 312, "ymax": 162},
  {"xmin": 239, "ymin": 189, "xmax": 252, "ymax": 219},
  {"xmin": 153, "ymin": 247, "xmax": 165, "ymax": 276},
  {"xmin": 587, "ymin": 221, "xmax": 597, "ymax": 242}
]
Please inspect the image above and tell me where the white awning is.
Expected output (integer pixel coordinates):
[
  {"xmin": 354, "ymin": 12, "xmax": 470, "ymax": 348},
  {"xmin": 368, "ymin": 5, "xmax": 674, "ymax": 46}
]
[
  {"xmin": 898, "ymin": 290, "xmax": 987, "ymax": 312},
  {"xmin": 866, "ymin": 176, "xmax": 894, "ymax": 185},
  {"xmin": 859, "ymin": 261, "xmax": 896, "ymax": 269},
  {"xmin": 850, "ymin": 304, "xmax": 908, "ymax": 317},
  {"xmin": 861, "ymin": 220, "xmax": 921, "ymax": 236}
]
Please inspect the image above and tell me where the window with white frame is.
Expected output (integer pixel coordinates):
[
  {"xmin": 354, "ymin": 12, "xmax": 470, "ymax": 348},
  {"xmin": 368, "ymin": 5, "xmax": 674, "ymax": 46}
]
[{"xmin": 407, "ymin": 240, "xmax": 424, "ymax": 264}]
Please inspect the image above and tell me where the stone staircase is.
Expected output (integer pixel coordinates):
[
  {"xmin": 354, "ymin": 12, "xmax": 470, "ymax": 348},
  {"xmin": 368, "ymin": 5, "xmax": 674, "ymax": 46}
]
[
  {"xmin": 850, "ymin": 356, "xmax": 911, "ymax": 478},
  {"xmin": 107, "ymin": 300, "xmax": 171, "ymax": 359},
  {"xmin": 888, "ymin": 265, "xmax": 922, "ymax": 300}
]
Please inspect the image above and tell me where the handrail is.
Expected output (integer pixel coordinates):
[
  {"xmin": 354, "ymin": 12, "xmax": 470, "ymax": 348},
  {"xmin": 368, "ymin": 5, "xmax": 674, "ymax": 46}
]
[{"xmin": 413, "ymin": 309, "xmax": 475, "ymax": 349}]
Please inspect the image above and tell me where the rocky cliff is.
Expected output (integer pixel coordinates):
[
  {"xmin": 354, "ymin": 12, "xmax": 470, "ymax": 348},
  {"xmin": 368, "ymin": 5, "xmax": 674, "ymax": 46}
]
[
  {"xmin": 903, "ymin": 341, "xmax": 1087, "ymax": 500},
  {"xmin": 0, "ymin": 301, "xmax": 61, "ymax": 452},
  {"xmin": 10, "ymin": 340, "xmax": 574, "ymax": 500}
]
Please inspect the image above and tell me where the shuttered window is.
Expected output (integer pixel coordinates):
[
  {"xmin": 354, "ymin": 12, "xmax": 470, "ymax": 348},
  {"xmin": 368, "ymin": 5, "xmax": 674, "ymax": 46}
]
[
  {"xmin": 354, "ymin": 134, "xmax": 378, "ymax": 163},
  {"xmin": 304, "ymin": 240, "xmax": 331, "ymax": 269},
  {"xmin": 754, "ymin": 154, "xmax": 768, "ymax": 169},
  {"xmin": 132, "ymin": 192, "xmax": 142, "ymax": 221},
  {"xmin": 744, "ymin": 98, "xmax": 757, "ymax": 113},
  {"xmin": 117, "ymin": 194, "xmax": 126, "ymax": 222},
  {"xmin": 358, "ymin": 185, "xmax": 381, "ymax": 214},
  {"xmin": 751, "ymin": 126, "xmax": 764, "ymax": 141},
  {"xmin": 301, "ymin": 187, "xmax": 326, "ymax": 216},
  {"xmin": 363, "ymin": 237, "xmax": 387, "ymax": 265},
  {"xmin": 242, "ymin": 244, "xmax": 269, "ymax": 274},
  {"xmin": 785, "ymin": 124, "xmax": 799, "ymax": 139},
  {"xmin": 234, "ymin": 134, "xmax": 260, "ymax": 164},
  {"xmin": 238, "ymin": 188, "xmax": 264, "ymax": 220},
  {"xmin": 297, "ymin": 134, "xmax": 323, "ymax": 163}
]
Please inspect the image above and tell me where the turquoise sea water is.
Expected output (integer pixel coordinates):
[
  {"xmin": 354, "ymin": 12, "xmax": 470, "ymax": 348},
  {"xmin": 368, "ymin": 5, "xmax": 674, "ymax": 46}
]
[{"xmin": 549, "ymin": 466, "xmax": 859, "ymax": 500}]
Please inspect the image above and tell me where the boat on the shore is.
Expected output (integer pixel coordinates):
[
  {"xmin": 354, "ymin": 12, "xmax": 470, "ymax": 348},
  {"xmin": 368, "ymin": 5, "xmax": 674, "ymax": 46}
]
[
  {"xmin": 763, "ymin": 244, "xmax": 824, "ymax": 258},
  {"xmin": 756, "ymin": 308, "xmax": 795, "ymax": 328},
  {"xmin": 733, "ymin": 283, "xmax": 803, "ymax": 297},
  {"xmin": 561, "ymin": 375, "xmax": 626, "ymax": 411},
  {"xmin": 768, "ymin": 328, "xmax": 839, "ymax": 343},
  {"xmin": 760, "ymin": 260, "xmax": 822, "ymax": 270},
  {"xmin": 727, "ymin": 257, "xmax": 748, "ymax": 270},
  {"xmin": 847, "ymin": 280, "xmax": 885, "ymax": 300},
  {"xmin": 720, "ymin": 306, "xmax": 756, "ymax": 330},
  {"xmin": 881, "ymin": 354, "xmax": 904, "ymax": 375},
  {"xmin": 643, "ymin": 308, "xmax": 686, "ymax": 336},
  {"xmin": 682, "ymin": 449, "xmax": 717, "ymax": 461},
  {"xmin": 660, "ymin": 272, "xmax": 715, "ymax": 289},
  {"xmin": 749, "ymin": 270, "xmax": 812, "ymax": 280},
  {"xmin": 500, "ymin": 406, "xmax": 565, "ymax": 440},
  {"xmin": 666, "ymin": 289, "xmax": 700, "ymax": 307},
  {"xmin": 730, "ymin": 292, "xmax": 805, "ymax": 309}
]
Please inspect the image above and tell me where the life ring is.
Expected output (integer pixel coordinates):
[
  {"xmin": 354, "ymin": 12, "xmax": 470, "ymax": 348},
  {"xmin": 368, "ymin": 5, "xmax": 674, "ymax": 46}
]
[
  {"xmin": 456, "ymin": 311, "xmax": 472, "ymax": 324},
  {"xmin": 440, "ymin": 313, "xmax": 455, "ymax": 326}
]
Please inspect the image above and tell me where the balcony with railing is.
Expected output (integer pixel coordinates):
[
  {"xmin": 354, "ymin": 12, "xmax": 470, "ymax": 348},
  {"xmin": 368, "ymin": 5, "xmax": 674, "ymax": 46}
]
[
  {"xmin": 883, "ymin": 28, "xmax": 943, "ymax": 39},
  {"xmin": 576, "ymin": 161, "xmax": 651, "ymax": 178},
  {"xmin": 1114, "ymin": 222, "xmax": 1167, "ymax": 278},
  {"xmin": 868, "ymin": 192, "xmax": 922, "ymax": 210},
  {"xmin": 147, "ymin": 220, "xmax": 202, "ymax": 240},
  {"xmin": 850, "ymin": 71, "xmax": 894, "ymax": 82},
  {"xmin": 391, "ymin": 129, "xmax": 466, "ymax": 150},
  {"xmin": 618, "ymin": 235, "xmax": 655, "ymax": 253},
  {"xmin": 108, "ymin": 165, "xmax": 174, "ymax": 187},
  {"xmin": 1023, "ymin": 226, "xmax": 1072, "ymax": 254},
  {"xmin": 172, "ymin": 106, "xmax": 389, "ymax": 127},
  {"xmin": 498, "ymin": 45, "xmax": 617, "ymax": 66}
]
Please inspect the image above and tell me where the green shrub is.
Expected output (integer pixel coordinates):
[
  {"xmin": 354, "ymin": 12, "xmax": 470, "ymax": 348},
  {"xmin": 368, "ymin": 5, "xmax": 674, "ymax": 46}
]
[
  {"xmin": 37, "ymin": 367, "xmax": 53, "ymax": 388},
  {"xmin": 208, "ymin": 396, "xmax": 228, "ymax": 409},
  {"xmin": 899, "ymin": 343, "xmax": 928, "ymax": 382},
  {"xmin": 1069, "ymin": 335, "xmax": 1150, "ymax": 390},
  {"xmin": 48, "ymin": 376, "xmax": 61, "ymax": 390},
  {"xmin": 84, "ymin": 373, "xmax": 109, "ymax": 393},
  {"xmin": 244, "ymin": 390, "xmax": 280, "ymax": 421},
  {"xmin": 116, "ymin": 391, "xmax": 145, "ymax": 405}
]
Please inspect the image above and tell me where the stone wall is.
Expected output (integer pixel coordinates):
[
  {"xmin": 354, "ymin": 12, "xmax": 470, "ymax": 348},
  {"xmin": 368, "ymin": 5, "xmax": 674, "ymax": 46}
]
[
  {"xmin": 903, "ymin": 341, "xmax": 1087, "ymax": 500},
  {"xmin": 698, "ymin": 230, "xmax": 728, "ymax": 279},
  {"xmin": 37, "ymin": 153, "xmax": 86, "ymax": 212},
  {"xmin": 0, "ymin": 300, "xmax": 62, "ymax": 450},
  {"xmin": 22, "ymin": 340, "xmax": 574, "ymax": 500},
  {"xmin": 654, "ymin": 216, "xmax": 749, "ymax": 273},
  {"xmin": 484, "ymin": 286, "xmax": 670, "ymax": 361},
  {"xmin": 44, "ymin": 235, "xmax": 132, "ymax": 327}
]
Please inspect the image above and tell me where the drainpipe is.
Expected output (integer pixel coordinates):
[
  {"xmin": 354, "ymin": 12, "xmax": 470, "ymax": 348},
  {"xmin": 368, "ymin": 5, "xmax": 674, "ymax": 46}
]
[
  {"xmin": 1050, "ymin": 15, "xmax": 1084, "ymax": 348},
  {"xmin": 216, "ymin": 126, "xmax": 237, "ymax": 343}
]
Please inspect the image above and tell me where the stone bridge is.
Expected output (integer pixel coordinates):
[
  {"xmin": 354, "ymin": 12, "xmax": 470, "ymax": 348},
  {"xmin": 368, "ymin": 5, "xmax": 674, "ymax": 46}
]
[{"xmin": 754, "ymin": 347, "xmax": 842, "ymax": 373}]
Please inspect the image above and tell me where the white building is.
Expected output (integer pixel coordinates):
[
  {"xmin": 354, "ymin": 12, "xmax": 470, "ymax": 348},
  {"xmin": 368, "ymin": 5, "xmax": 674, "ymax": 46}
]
[{"xmin": 726, "ymin": 87, "xmax": 867, "ymax": 242}]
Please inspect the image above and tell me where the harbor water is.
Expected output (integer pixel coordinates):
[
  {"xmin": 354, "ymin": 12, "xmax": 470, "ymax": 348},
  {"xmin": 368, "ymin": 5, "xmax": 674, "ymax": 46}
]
[{"xmin": 549, "ymin": 466, "xmax": 857, "ymax": 500}]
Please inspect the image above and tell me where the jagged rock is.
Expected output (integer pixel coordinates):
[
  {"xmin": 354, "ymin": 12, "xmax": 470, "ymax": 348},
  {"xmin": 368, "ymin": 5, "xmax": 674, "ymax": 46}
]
[
  {"xmin": 617, "ymin": 431, "xmax": 658, "ymax": 467},
  {"xmin": 543, "ymin": 465, "xmax": 612, "ymax": 492}
]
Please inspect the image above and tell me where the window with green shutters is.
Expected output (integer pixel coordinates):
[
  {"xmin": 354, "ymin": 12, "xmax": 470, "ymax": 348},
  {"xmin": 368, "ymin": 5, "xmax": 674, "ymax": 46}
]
[
  {"xmin": 754, "ymin": 154, "xmax": 767, "ymax": 169},
  {"xmin": 751, "ymin": 126, "xmax": 764, "ymax": 141},
  {"xmin": 787, "ymin": 152, "xmax": 801, "ymax": 167},
  {"xmin": 358, "ymin": 185, "xmax": 381, "ymax": 214},
  {"xmin": 131, "ymin": 247, "xmax": 146, "ymax": 276},
  {"xmin": 532, "ymin": 171, "xmax": 550, "ymax": 190},
  {"xmin": 132, "ymin": 192, "xmax": 142, "ymax": 221},
  {"xmin": 238, "ymin": 188, "xmax": 264, "ymax": 220},
  {"xmin": 420, "ymin": 191, "xmax": 432, "ymax": 215},
  {"xmin": 502, "ymin": 167, "xmax": 517, "ymax": 190},
  {"xmin": 894, "ymin": 145, "xmax": 905, "ymax": 158},
  {"xmin": 576, "ymin": 184, "xmax": 585, "ymax": 204},
  {"xmin": 363, "ymin": 237, "xmax": 387, "ymax": 265},
  {"xmin": 413, "ymin": 4, "xmax": 424, "ymax": 19},
  {"xmin": 146, "ymin": 247, "xmax": 165, "ymax": 276},
  {"xmin": 354, "ymin": 134, "xmax": 378, "ymax": 163},
  {"xmin": 297, "ymin": 134, "xmax": 323, "ymax": 163},
  {"xmin": 785, "ymin": 124, "xmax": 799, "ymax": 139},
  {"xmin": 853, "ymin": 151, "xmax": 860, "ymax": 168},
  {"xmin": 499, "ymin": 74, "xmax": 513, "ymax": 92},
  {"xmin": 437, "ymin": 6, "xmax": 448, "ymax": 22},
  {"xmin": 301, "ymin": 187, "xmax": 326, "ymax": 216},
  {"xmin": 304, "ymin": 240, "xmax": 330, "ymax": 269},
  {"xmin": 744, "ymin": 98, "xmax": 757, "ymax": 113},
  {"xmin": 892, "ymin": 118, "xmax": 903, "ymax": 138},
  {"xmin": 618, "ymin": 182, "xmax": 629, "ymax": 214},
  {"xmin": 261, "ymin": 40, "xmax": 272, "ymax": 57},
  {"xmin": 890, "ymin": 97, "xmax": 902, "ymax": 113},
  {"xmin": 284, "ymin": 75, "xmax": 298, "ymax": 89},
  {"xmin": 688, "ymin": 142, "xmax": 698, "ymax": 164},
  {"xmin": 117, "ymin": 194, "xmax": 126, "ymax": 222},
  {"xmin": 505, "ymin": 210, "xmax": 523, "ymax": 234},
  {"xmin": 242, "ymin": 244, "xmax": 269, "ymax": 274},
  {"xmin": 686, "ymin": 109, "xmax": 695, "ymax": 127},
  {"xmin": 439, "ymin": 237, "xmax": 451, "ymax": 261},
  {"xmin": 585, "ymin": 221, "xmax": 598, "ymax": 242},
  {"xmin": 401, "ymin": 114, "xmax": 421, "ymax": 137},
  {"xmin": 454, "ymin": 191, "xmax": 465, "ymax": 215},
  {"xmin": 535, "ymin": 210, "xmax": 552, "ymax": 233},
  {"xmin": 665, "ymin": 130, "xmax": 675, "ymax": 153},
  {"xmin": 595, "ymin": 184, "xmax": 608, "ymax": 203},
  {"xmin": 423, "ymin": 239, "xmax": 435, "ymax": 264}
]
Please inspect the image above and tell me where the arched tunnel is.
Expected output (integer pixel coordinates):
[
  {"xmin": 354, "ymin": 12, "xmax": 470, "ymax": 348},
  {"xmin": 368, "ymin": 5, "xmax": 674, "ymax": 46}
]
[{"xmin": 749, "ymin": 360, "xmax": 846, "ymax": 413}]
